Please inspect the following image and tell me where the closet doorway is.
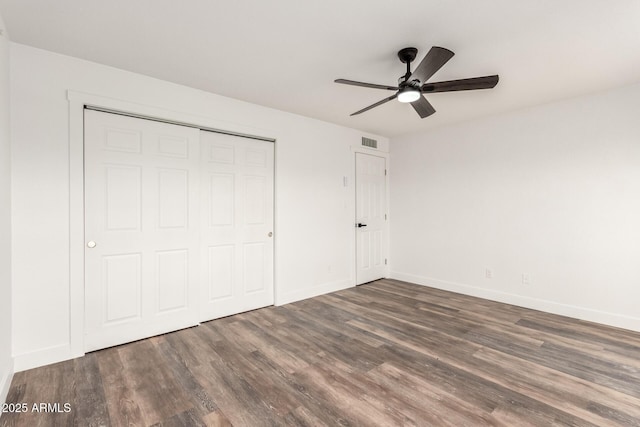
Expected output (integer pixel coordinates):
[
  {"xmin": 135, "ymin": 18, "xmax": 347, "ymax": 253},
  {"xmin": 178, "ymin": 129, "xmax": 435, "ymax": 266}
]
[{"xmin": 83, "ymin": 109, "xmax": 274, "ymax": 352}]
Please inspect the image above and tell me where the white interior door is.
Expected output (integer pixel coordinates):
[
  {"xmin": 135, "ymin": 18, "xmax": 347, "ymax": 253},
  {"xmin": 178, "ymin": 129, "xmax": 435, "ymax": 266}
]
[
  {"xmin": 356, "ymin": 152, "xmax": 387, "ymax": 285},
  {"xmin": 200, "ymin": 131, "xmax": 274, "ymax": 321},
  {"xmin": 84, "ymin": 110, "xmax": 200, "ymax": 352}
]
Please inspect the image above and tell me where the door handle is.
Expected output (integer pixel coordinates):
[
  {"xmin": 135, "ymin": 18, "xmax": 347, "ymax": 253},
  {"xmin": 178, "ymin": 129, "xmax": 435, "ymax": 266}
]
[{"xmin": 356, "ymin": 223, "xmax": 367, "ymax": 228}]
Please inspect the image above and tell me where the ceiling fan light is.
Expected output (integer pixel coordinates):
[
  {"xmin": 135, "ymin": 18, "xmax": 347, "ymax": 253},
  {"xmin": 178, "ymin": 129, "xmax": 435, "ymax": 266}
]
[{"xmin": 397, "ymin": 88, "xmax": 420, "ymax": 103}]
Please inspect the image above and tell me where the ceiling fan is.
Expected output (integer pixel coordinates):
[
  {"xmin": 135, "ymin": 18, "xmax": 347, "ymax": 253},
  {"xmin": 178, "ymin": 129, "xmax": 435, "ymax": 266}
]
[{"xmin": 335, "ymin": 46, "xmax": 499, "ymax": 118}]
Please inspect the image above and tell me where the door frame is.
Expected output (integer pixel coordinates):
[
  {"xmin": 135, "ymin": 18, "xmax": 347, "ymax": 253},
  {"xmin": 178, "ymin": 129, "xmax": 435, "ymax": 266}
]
[
  {"xmin": 351, "ymin": 145, "xmax": 390, "ymax": 286},
  {"xmin": 68, "ymin": 90, "xmax": 278, "ymax": 358}
]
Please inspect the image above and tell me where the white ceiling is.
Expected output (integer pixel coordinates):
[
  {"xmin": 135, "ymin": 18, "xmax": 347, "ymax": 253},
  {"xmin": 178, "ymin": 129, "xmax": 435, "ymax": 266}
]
[{"xmin": 1, "ymin": 0, "xmax": 639, "ymax": 137}]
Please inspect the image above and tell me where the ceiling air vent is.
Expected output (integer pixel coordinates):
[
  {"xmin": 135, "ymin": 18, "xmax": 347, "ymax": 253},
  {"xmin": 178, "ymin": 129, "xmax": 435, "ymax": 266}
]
[{"xmin": 361, "ymin": 137, "xmax": 378, "ymax": 149}]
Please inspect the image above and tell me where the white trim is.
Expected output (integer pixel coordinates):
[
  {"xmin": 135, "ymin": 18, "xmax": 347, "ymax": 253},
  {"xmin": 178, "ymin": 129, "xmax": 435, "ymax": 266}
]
[
  {"xmin": 85, "ymin": 105, "xmax": 276, "ymax": 142},
  {"xmin": 351, "ymin": 143, "xmax": 388, "ymax": 154},
  {"xmin": 271, "ymin": 139, "xmax": 281, "ymax": 306},
  {"xmin": 13, "ymin": 344, "xmax": 72, "ymax": 373},
  {"xmin": 276, "ymin": 279, "xmax": 353, "ymax": 306},
  {"xmin": 0, "ymin": 358, "xmax": 13, "ymax": 406},
  {"xmin": 67, "ymin": 91, "xmax": 278, "ymax": 140},
  {"xmin": 390, "ymin": 271, "xmax": 640, "ymax": 333},
  {"xmin": 67, "ymin": 90, "xmax": 280, "ymax": 363},
  {"xmin": 68, "ymin": 96, "xmax": 85, "ymax": 360},
  {"xmin": 351, "ymin": 143, "xmax": 391, "ymax": 158}
]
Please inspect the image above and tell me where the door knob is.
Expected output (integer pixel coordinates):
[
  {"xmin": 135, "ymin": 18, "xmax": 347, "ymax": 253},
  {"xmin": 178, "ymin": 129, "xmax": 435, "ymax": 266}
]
[
  {"xmin": 87, "ymin": 241, "xmax": 97, "ymax": 248},
  {"xmin": 268, "ymin": 232, "xmax": 273, "ymax": 237},
  {"xmin": 356, "ymin": 223, "xmax": 367, "ymax": 228}
]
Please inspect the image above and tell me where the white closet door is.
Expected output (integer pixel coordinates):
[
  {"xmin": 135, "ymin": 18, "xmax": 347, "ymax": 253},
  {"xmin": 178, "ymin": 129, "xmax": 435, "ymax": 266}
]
[
  {"xmin": 355, "ymin": 152, "xmax": 387, "ymax": 284},
  {"xmin": 200, "ymin": 131, "xmax": 274, "ymax": 321},
  {"xmin": 84, "ymin": 110, "xmax": 200, "ymax": 352}
]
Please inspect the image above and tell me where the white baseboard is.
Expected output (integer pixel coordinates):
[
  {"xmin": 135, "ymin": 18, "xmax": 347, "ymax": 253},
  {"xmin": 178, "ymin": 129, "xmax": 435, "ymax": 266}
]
[
  {"xmin": 275, "ymin": 278, "xmax": 354, "ymax": 306},
  {"xmin": 13, "ymin": 343, "xmax": 79, "ymax": 373},
  {"xmin": 390, "ymin": 271, "xmax": 640, "ymax": 333},
  {"xmin": 12, "ymin": 278, "xmax": 351, "ymax": 370},
  {"xmin": 0, "ymin": 357, "xmax": 14, "ymax": 406}
]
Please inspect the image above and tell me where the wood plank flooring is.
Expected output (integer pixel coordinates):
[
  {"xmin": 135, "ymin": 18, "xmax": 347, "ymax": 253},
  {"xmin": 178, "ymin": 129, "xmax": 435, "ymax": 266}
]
[{"xmin": 2, "ymin": 279, "xmax": 640, "ymax": 426}]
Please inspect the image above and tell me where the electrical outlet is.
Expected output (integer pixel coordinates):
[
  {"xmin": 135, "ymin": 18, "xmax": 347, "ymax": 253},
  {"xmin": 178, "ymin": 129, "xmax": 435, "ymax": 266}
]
[
  {"xmin": 485, "ymin": 268, "xmax": 493, "ymax": 279},
  {"xmin": 522, "ymin": 273, "xmax": 530, "ymax": 285}
]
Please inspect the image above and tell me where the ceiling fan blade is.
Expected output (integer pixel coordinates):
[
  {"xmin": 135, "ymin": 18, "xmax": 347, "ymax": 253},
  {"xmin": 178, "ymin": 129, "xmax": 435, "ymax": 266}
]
[
  {"xmin": 350, "ymin": 94, "xmax": 398, "ymax": 116},
  {"xmin": 411, "ymin": 95, "xmax": 436, "ymax": 118},
  {"xmin": 409, "ymin": 46, "xmax": 454, "ymax": 84},
  {"xmin": 422, "ymin": 75, "xmax": 499, "ymax": 93},
  {"xmin": 335, "ymin": 79, "xmax": 398, "ymax": 91}
]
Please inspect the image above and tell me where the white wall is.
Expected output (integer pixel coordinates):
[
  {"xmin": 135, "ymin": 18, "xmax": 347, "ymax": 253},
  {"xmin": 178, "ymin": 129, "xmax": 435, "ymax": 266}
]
[
  {"xmin": 10, "ymin": 43, "xmax": 388, "ymax": 370},
  {"xmin": 0, "ymin": 12, "xmax": 13, "ymax": 405},
  {"xmin": 390, "ymin": 82, "xmax": 640, "ymax": 331}
]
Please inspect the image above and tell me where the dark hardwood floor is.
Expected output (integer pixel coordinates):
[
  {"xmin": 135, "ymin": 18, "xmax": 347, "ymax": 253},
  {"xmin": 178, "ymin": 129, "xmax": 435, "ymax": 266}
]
[{"xmin": 2, "ymin": 279, "xmax": 640, "ymax": 426}]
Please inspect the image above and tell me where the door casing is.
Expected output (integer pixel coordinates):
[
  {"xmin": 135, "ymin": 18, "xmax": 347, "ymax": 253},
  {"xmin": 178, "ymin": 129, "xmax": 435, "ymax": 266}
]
[
  {"xmin": 68, "ymin": 91, "xmax": 279, "ymax": 359},
  {"xmin": 352, "ymin": 147, "xmax": 390, "ymax": 285}
]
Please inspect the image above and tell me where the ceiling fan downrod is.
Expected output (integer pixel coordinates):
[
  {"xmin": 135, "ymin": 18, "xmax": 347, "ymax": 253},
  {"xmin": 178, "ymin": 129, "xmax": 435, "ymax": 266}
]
[{"xmin": 397, "ymin": 47, "xmax": 418, "ymax": 84}]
